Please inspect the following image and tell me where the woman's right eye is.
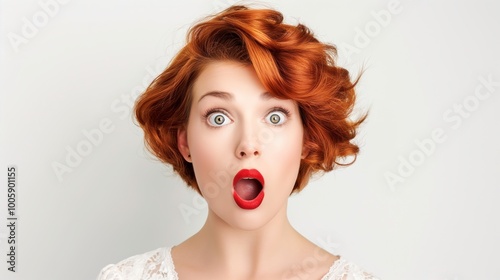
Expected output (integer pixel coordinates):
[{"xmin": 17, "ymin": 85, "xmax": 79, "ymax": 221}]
[{"xmin": 207, "ymin": 112, "xmax": 231, "ymax": 127}]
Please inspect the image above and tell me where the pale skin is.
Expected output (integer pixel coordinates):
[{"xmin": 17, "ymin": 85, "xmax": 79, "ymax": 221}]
[{"xmin": 175, "ymin": 60, "xmax": 339, "ymax": 280}]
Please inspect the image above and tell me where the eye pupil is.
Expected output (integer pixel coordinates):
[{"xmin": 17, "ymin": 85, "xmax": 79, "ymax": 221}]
[
  {"xmin": 270, "ymin": 114, "xmax": 280, "ymax": 124},
  {"xmin": 215, "ymin": 115, "xmax": 225, "ymax": 125}
]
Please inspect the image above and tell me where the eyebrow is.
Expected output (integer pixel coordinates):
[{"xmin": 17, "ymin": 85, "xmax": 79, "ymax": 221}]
[
  {"xmin": 198, "ymin": 91, "xmax": 232, "ymax": 103},
  {"xmin": 198, "ymin": 91, "xmax": 273, "ymax": 103}
]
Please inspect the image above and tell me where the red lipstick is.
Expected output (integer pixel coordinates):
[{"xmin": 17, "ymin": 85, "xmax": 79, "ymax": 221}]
[{"xmin": 232, "ymin": 169, "xmax": 265, "ymax": 210}]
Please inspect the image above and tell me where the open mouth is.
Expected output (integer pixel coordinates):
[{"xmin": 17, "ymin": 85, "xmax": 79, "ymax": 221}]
[
  {"xmin": 234, "ymin": 178, "xmax": 263, "ymax": 200},
  {"xmin": 232, "ymin": 169, "xmax": 265, "ymax": 210}
]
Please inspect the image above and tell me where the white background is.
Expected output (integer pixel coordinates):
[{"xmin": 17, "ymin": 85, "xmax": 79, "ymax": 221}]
[{"xmin": 1, "ymin": 0, "xmax": 499, "ymax": 279}]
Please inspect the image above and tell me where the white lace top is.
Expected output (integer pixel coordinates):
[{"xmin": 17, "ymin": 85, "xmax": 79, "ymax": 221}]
[{"xmin": 97, "ymin": 247, "xmax": 380, "ymax": 280}]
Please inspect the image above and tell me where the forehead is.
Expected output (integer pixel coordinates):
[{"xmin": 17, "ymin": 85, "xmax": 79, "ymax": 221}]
[{"xmin": 192, "ymin": 61, "xmax": 266, "ymax": 99}]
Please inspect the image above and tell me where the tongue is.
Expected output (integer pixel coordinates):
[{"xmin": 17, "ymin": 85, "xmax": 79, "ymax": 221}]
[{"xmin": 234, "ymin": 179, "xmax": 262, "ymax": 200}]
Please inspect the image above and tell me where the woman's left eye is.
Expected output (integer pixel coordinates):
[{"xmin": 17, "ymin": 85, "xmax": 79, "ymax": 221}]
[{"xmin": 265, "ymin": 110, "xmax": 287, "ymax": 125}]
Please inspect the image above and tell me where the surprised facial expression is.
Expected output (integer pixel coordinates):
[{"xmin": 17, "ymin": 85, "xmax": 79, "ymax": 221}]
[{"xmin": 178, "ymin": 61, "xmax": 305, "ymax": 230}]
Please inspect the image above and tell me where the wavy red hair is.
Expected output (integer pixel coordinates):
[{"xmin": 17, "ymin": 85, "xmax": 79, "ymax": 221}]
[{"xmin": 135, "ymin": 5, "xmax": 365, "ymax": 194}]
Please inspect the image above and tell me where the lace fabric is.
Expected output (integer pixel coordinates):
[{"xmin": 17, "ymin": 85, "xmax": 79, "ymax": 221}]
[
  {"xmin": 319, "ymin": 257, "xmax": 380, "ymax": 280},
  {"xmin": 97, "ymin": 247, "xmax": 380, "ymax": 280}
]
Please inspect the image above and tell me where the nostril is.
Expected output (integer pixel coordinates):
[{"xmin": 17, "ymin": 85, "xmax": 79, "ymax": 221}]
[{"xmin": 238, "ymin": 149, "xmax": 259, "ymax": 157}]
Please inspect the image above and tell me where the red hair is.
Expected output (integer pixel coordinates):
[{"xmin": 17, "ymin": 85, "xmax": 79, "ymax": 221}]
[{"xmin": 135, "ymin": 5, "xmax": 365, "ymax": 194}]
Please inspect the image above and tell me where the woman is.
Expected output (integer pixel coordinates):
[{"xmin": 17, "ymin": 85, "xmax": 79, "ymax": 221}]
[{"xmin": 98, "ymin": 5, "xmax": 379, "ymax": 280}]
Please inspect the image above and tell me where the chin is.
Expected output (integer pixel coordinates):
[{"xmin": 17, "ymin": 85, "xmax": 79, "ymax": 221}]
[{"xmin": 211, "ymin": 201, "xmax": 288, "ymax": 232}]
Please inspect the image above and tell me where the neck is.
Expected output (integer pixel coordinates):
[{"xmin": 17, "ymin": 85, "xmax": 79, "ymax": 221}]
[{"xmin": 190, "ymin": 203, "xmax": 304, "ymax": 275}]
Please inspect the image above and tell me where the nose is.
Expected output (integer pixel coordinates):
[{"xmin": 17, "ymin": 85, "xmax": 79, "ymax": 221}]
[
  {"xmin": 237, "ymin": 145, "xmax": 260, "ymax": 158},
  {"xmin": 235, "ymin": 126, "xmax": 261, "ymax": 159}
]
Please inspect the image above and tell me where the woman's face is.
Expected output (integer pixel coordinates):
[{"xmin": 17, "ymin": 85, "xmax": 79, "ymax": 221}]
[{"xmin": 178, "ymin": 60, "xmax": 305, "ymax": 230}]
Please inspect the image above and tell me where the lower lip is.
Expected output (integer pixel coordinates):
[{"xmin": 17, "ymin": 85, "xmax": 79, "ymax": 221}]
[
  {"xmin": 232, "ymin": 169, "xmax": 265, "ymax": 210},
  {"xmin": 233, "ymin": 190, "xmax": 264, "ymax": 210}
]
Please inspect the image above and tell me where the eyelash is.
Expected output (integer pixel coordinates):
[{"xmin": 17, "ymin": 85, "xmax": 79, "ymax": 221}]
[
  {"xmin": 202, "ymin": 108, "xmax": 228, "ymax": 119},
  {"xmin": 202, "ymin": 106, "xmax": 291, "ymax": 128}
]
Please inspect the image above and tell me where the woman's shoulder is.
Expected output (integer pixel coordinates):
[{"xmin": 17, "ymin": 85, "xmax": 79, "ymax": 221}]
[
  {"xmin": 322, "ymin": 256, "xmax": 381, "ymax": 280},
  {"xmin": 96, "ymin": 247, "xmax": 177, "ymax": 280}
]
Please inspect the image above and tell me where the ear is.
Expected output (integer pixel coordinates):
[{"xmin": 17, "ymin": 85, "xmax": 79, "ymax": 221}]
[
  {"xmin": 301, "ymin": 142, "xmax": 309, "ymax": 159},
  {"xmin": 301, "ymin": 149, "xmax": 308, "ymax": 159},
  {"xmin": 177, "ymin": 127, "xmax": 192, "ymax": 162}
]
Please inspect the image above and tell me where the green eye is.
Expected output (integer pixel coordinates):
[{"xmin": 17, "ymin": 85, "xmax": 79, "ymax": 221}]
[
  {"xmin": 266, "ymin": 111, "xmax": 286, "ymax": 125},
  {"xmin": 214, "ymin": 115, "xmax": 224, "ymax": 125},
  {"xmin": 208, "ymin": 113, "xmax": 230, "ymax": 126},
  {"xmin": 270, "ymin": 114, "xmax": 281, "ymax": 124}
]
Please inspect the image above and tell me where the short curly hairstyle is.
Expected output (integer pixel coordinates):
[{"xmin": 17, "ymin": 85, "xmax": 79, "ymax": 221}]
[{"xmin": 135, "ymin": 5, "xmax": 365, "ymax": 194}]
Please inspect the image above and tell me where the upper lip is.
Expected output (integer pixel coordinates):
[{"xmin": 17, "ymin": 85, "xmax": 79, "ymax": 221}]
[{"xmin": 233, "ymin": 169, "xmax": 265, "ymax": 188}]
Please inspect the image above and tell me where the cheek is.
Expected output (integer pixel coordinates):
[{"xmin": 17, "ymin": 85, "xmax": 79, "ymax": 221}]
[
  {"xmin": 264, "ymin": 126, "xmax": 304, "ymax": 186},
  {"xmin": 187, "ymin": 125, "xmax": 235, "ymax": 188},
  {"xmin": 189, "ymin": 127, "xmax": 231, "ymax": 161},
  {"xmin": 266, "ymin": 125, "xmax": 304, "ymax": 160},
  {"xmin": 276, "ymin": 141, "xmax": 303, "ymax": 179}
]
